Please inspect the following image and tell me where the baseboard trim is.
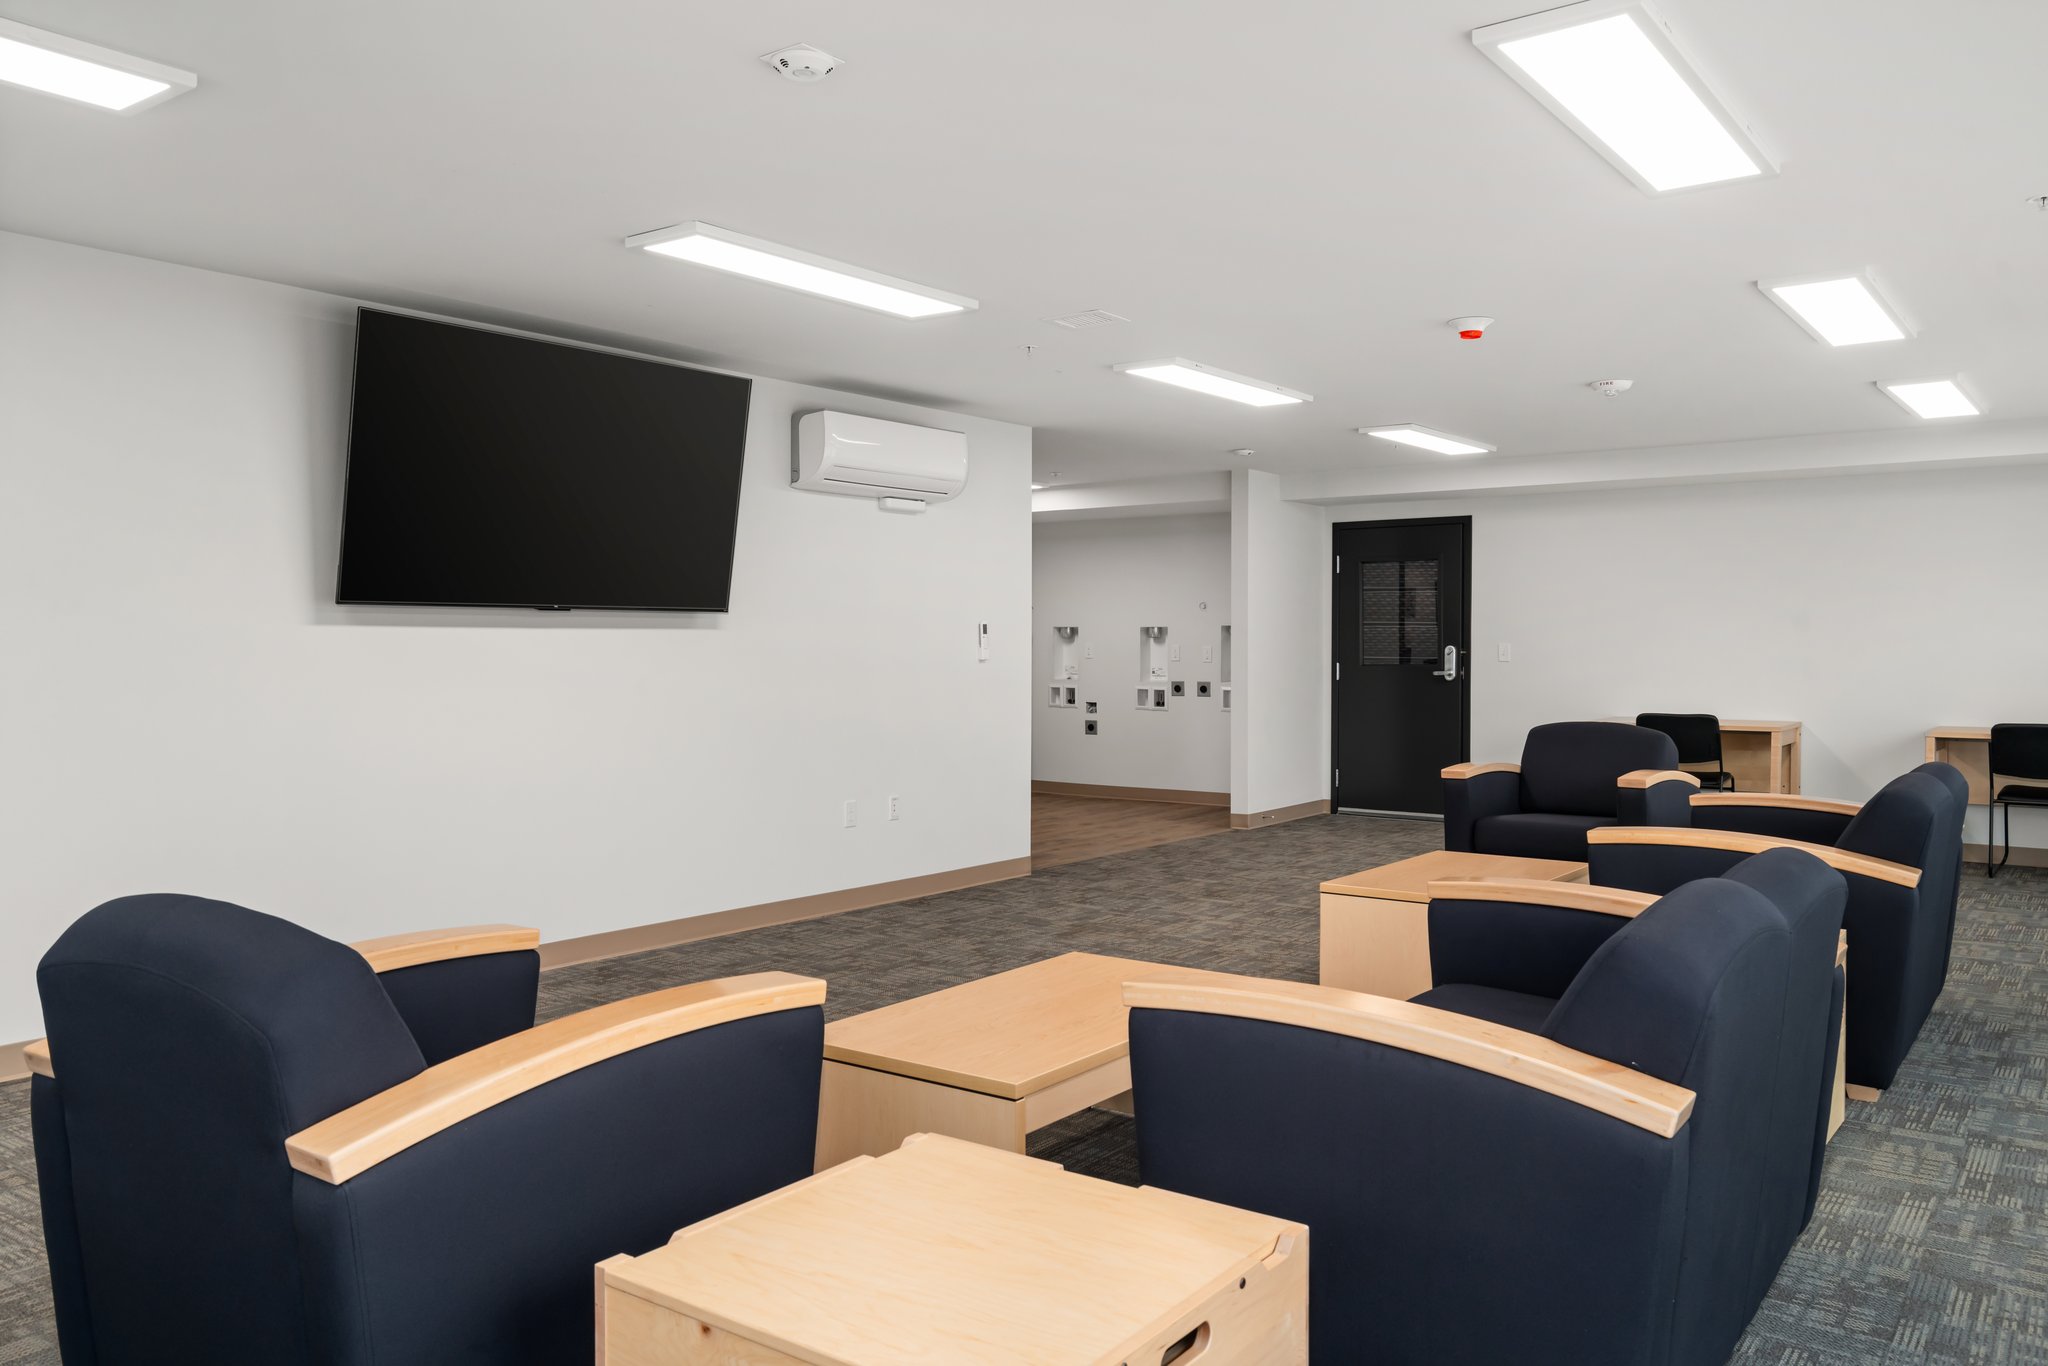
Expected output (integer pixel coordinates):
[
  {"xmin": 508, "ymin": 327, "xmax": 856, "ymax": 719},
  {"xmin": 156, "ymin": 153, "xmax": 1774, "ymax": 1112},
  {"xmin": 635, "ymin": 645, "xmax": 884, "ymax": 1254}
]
[
  {"xmin": 0, "ymin": 1038, "xmax": 37, "ymax": 1086},
  {"xmin": 1031, "ymin": 780, "xmax": 1230, "ymax": 808},
  {"xmin": 535, "ymin": 856, "xmax": 1034, "ymax": 971},
  {"xmin": 1230, "ymin": 799, "xmax": 1331, "ymax": 830},
  {"xmin": 1963, "ymin": 842, "xmax": 2048, "ymax": 869}
]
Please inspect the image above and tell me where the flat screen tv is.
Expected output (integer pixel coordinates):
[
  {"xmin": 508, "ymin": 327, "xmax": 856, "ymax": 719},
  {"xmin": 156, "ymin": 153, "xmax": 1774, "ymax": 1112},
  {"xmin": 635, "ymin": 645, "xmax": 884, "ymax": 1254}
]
[{"xmin": 337, "ymin": 308, "xmax": 753, "ymax": 611}]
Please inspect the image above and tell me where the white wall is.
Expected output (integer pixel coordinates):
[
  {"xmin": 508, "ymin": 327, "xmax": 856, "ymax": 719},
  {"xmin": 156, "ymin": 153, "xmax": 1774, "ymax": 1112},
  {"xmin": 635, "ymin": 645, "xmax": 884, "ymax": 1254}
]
[
  {"xmin": 1031, "ymin": 515, "xmax": 1230, "ymax": 793},
  {"xmin": 0, "ymin": 231, "xmax": 1032, "ymax": 1041},
  {"xmin": 1232, "ymin": 471, "xmax": 1331, "ymax": 816},
  {"xmin": 1317, "ymin": 466, "xmax": 2048, "ymax": 843}
]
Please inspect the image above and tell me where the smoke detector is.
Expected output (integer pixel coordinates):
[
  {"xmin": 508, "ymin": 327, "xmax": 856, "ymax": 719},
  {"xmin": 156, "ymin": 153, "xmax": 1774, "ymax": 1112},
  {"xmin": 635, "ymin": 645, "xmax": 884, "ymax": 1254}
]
[
  {"xmin": 1448, "ymin": 315, "xmax": 1495, "ymax": 340},
  {"xmin": 760, "ymin": 44, "xmax": 842, "ymax": 82},
  {"xmin": 1588, "ymin": 379, "xmax": 1634, "ymax": 398},
  {"xmin": 1229, "ymin": 448, "xmax": 1256, "ymax": 458}
]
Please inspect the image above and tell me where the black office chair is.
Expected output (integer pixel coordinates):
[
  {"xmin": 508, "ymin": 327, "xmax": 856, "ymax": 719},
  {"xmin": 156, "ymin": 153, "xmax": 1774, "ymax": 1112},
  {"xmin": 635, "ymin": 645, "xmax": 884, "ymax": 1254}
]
[
  {"xmin": 1988, "ymin": 724, "xmax": 2048, "ymax": 878},
  {"xmin": 1636, "ymin": 713, "xmax": 1734, "ymax": 792}
]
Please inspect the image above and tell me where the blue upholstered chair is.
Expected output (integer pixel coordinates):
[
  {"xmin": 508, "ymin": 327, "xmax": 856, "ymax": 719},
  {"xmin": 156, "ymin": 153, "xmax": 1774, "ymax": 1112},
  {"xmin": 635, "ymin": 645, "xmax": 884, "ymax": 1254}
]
[
  {"xmin": 29, "ymin": 894, "xmax": 824, "ymax": 1366},
  {"xmin": 1126, "ymin": 870, "xmax": 1823, "ymax": 1366},
  {"xmin": 1443, "ymin": 721, "xmax": 1698, "ymax": 862},
  {"xmin": 1589, "ymin": 767, "xmax": 1958, "ymax": 1091}
]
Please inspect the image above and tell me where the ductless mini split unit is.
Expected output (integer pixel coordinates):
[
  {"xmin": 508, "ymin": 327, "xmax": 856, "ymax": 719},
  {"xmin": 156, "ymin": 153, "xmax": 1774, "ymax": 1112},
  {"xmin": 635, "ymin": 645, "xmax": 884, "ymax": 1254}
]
[{"xmin": 793, "ymin": 410, "xmax": 967, "ymax": 511}]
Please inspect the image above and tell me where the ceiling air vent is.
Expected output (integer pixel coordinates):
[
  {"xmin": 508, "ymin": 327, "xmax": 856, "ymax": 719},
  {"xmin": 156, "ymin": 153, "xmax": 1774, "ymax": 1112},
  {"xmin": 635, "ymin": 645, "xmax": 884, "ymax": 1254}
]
[{"xmin": 1045, "ymin": 309, "xmax": 1129, "ymax": 330}]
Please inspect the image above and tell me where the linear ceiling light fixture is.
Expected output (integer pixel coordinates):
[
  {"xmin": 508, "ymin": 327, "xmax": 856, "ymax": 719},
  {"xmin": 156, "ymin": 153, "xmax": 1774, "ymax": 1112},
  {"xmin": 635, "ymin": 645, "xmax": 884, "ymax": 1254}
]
[
  {"xmin": 1112, "ymin": 359, "xmax": 1310, "ymax": 407},
  {"xmin": 625, "ymin": 222, "xmax": 977, "ymax": 318},
  {"xmin": 1473, "ymin": 1, "xmax": 1772, "ymax": 194},
  {"xmin": 1880, "ymin": 379, "xmax": 1980, "ymax": 420},
  {"xmin": 0, "ymin": 17, "xmax": 196, "ymax": 112},
  {"xmin": 1361, "ymin": 425, "xmax": 1496, "ymax": 456},
  {"xmin": 1759, "ymin": 274, "xmax": 1911, "ymax": 346}
]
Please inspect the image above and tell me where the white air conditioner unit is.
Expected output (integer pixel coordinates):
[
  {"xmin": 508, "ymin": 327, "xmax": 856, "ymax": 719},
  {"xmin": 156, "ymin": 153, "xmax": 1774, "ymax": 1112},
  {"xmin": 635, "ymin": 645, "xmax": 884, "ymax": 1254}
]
[{"xmin": 793, "ymin": 410, "xmax": 967, "ymax": 507}]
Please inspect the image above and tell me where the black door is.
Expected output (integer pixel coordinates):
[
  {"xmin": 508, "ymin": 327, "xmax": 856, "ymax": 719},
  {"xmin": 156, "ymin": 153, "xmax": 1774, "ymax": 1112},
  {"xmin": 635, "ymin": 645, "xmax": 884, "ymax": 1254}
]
[{"xmin": 1332, "ymin": 518, "xmax": 1471, "ymax": 814}]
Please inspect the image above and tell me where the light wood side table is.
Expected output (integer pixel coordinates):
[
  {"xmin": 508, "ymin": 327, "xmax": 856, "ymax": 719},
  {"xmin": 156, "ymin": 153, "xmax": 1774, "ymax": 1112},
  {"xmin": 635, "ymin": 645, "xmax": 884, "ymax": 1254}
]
[
  {"xmin": 1319, "ymin": 849, "xmax": 1589, "ymax": 999},
  {"xmin": 597, "ymin": 1133, "xmax": 1308, "ymax": 1365}
]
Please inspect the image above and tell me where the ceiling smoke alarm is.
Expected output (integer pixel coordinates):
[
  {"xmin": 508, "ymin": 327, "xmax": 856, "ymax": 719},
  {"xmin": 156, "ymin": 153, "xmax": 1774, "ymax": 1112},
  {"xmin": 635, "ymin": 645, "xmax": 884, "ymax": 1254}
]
[
  {"xmin": 1448, "ymin": 316, "xmax": 1495, "ymax": 340},
  {"xmin": 760, "ymin": 44, "xmax": 842, "ymax": 82},
  {"xmin": 1588, "ymin": 379, "xmax": 1634, "ymax": 397}
]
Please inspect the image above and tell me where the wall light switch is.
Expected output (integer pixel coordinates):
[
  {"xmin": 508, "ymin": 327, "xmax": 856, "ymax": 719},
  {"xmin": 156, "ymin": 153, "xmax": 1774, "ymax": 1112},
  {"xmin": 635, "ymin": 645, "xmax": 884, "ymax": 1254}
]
[
  {"xmin": 1169, "ymin": 644, "xmax": 1182, "ymax": 662},
  {"xmin": 842, "ymin": 799, "xmax": 858, "ymax": 828},
  {"xmin": 1202, "ymin": 645, "xmax": 1213, "ymax": 663},
  {"xmin": 1498, "ymin": 643, "xmax": 1513, "ymax": 662}
]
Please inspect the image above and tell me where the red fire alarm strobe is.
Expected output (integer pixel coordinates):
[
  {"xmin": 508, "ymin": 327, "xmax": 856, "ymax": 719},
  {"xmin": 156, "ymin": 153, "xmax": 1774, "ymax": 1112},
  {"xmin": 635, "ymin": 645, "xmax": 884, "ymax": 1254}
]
[{"xmin": 1448, "ymin": 316, "xmax": 1495, "ymax": 340}]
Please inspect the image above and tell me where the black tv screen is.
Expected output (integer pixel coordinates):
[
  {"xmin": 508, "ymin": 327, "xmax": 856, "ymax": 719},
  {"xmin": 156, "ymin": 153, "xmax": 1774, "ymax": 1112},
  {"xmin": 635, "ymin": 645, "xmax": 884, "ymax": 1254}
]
[{"xmin": 337, "ymin": 309, "xmax": 752, "ymax": 611}]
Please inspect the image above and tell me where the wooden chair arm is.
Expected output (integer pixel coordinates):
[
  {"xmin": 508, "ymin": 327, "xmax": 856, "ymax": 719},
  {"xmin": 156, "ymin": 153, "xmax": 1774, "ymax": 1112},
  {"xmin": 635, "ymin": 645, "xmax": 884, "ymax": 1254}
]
[
  {"xmin": 349, "ymin": 924, "xmax": 541, "ymax": 973},
  {"xmin": 23, "ymin": 1039, "xmax": 51, "ymax": 1079},
  {"xmin": 286, "ymin": 972, "xmax": 826, "ymax": 1184},
  {"xmin": 1428, "ymin": 878, "xmax": 1659, "ymax": 919},
  {"xmin": 1689, "ymin": 793, "xmax": 1861, "ymax": 817},
  {"xmin": 1586, "ymin": 827, "xmax": 1921, "ymax": 888},
  {"xmin": 1123, "ymin": 977, "xmax": 1693, "ymax": 1138},
  {"xmin": 1618, "ymin": 769, "xmax": 1702, "ymax": 789},
  {"xmin": 1442, "ymin": 762, "xmax": 1520, "ymax": 780}
]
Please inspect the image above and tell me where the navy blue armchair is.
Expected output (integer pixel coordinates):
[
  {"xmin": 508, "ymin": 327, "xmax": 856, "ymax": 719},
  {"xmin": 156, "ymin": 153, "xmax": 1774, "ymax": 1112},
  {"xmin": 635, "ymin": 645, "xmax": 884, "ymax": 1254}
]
[
  {"xmin": 1589, "ymin": 768, "xmax": 1956, "ymax": 1090},
  {"xmin": 29, "ymin": 894, "xmax": 824, "ymax": 1366},
  {"xmin": 1126, "ymin": 871, "xmax": 1820, "ymax": 1366},
  {"xmin": 1443, "ymin": 721, "xmax": 1697, "ymax": 862}
]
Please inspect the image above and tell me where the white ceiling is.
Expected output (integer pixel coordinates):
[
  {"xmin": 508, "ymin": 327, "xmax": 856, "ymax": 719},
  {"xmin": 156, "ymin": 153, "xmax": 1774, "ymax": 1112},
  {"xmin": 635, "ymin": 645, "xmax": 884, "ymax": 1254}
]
[{"xmin": 4, "ymin": 0, "xmax": 2045, "ymax": 486}]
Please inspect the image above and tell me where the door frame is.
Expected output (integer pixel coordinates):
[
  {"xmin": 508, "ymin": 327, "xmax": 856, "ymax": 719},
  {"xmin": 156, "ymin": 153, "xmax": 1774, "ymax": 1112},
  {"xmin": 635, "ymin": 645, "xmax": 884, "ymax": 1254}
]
[{"xmin": 1329, "ymin": 515, "xmax": 1474, "ymax": 812}]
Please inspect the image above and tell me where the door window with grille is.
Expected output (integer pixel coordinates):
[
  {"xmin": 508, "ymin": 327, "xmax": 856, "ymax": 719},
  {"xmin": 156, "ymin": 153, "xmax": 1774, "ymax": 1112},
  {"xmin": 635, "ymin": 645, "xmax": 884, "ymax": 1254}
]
[{"xmin": 1358, "ymin": 558, "xmax": 1440, "ymax": 665}]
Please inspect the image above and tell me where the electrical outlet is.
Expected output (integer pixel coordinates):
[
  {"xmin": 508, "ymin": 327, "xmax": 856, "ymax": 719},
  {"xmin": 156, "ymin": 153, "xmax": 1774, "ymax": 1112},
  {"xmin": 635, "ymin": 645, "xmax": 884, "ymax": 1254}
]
[
  {"xmin": 1202, "ymin": 645, "xmax": 1213, "ymax": 663},
  {"xmin": 1084, "ymin": 719, "xmax": 1098, "ymax": 736},
  {"xmin": 1084, "ymin": 644, "xmax": 1095, "ymax": 659},
  {"xmin": 1196, "ymin": 681, "xmax": 1212, "ymax": 697},
  {"xmin": 842, "ymin": 799, "xmax": 857, "ymax": 828},
  {"xmin": 887, "ymin": 795, "xmax": 900, "ymax": 822},
  {"xmin": 1169, "ymin": 644, "xmax": 1182, "ymax": 662},
  {"xmin": 1498, "ymin": 642, "xmax": 1513, "ymax": 662},
  {"xmin": 1170, "ymin": 680, "xmax": 1186, "ymax": 697}
]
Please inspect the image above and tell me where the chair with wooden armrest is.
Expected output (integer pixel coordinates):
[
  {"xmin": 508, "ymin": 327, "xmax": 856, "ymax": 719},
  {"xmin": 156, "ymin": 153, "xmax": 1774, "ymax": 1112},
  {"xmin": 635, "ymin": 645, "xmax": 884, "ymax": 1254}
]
[
  {"xmin": 1415, "ymin": 851, "xmax": 1845, "ymax": 1272},
  {"xmin": 1589, "ymin": 770, "xmax": 1949, "ymax": 1092},
  {"xmin": 352, "ymin": 923, "xmax": 542, "ymax": 1064},
  {"xmin": 1442, "ymin": 721, "xmax": 1693, "ymax": 863},
  {"xmin": 1125, "ymin": 876, "xmax": 1796, "ymax": 1366},
  {"xmin": 30, "ymin": 893, "xmax": 824, "ymax": 1366}
]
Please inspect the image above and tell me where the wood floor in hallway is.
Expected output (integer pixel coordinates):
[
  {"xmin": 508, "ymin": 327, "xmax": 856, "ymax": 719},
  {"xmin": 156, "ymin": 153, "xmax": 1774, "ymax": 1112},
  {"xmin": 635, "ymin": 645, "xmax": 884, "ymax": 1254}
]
[{"xmin": 1030, "ymin": 792, "xmax": 1234, "ymax": 869}]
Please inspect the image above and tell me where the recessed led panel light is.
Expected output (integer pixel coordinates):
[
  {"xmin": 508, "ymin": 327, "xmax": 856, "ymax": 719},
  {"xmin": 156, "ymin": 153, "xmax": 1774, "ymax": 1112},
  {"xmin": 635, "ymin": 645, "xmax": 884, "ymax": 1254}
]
[
  {"xmin": 1881, "ymin": 379, "xmax": 1980, "ymax": 420},
  {"xmin": 1112, "ymin": 359, "xmax": 1310, "ymax": 407},
  {"xmin": 1361, "ymin": 426, "xmax": 1496, "ymax": 456},
  {"xmin": 0, "ymin": 17, "xmax": 196, "ymax": 112},
  {"xmin": 1760, "ymin": 275, "xmax": 1910, "ymax": 346},
  {"xmin": 1473, "ymin": 2, "xmax": 1772, "ymax": 194},
  {"xmin": 626, "ymin": 222, "xmax": 977, "ymax": 318}
]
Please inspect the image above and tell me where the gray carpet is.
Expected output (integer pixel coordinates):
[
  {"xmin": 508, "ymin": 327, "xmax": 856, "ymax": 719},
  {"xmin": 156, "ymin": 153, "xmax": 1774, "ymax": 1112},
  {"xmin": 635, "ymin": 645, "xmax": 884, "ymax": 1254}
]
[{"xmin": 2, "ymin": 813, "xmax": 2042, "ymax": 1363}]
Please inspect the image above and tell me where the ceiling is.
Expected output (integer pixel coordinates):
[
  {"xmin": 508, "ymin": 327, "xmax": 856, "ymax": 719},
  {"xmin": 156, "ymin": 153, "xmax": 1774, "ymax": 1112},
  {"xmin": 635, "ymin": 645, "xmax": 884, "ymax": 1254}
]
[{"xmin": 4, "ymin": 0, "xmax": 2045, "ymax": 486}]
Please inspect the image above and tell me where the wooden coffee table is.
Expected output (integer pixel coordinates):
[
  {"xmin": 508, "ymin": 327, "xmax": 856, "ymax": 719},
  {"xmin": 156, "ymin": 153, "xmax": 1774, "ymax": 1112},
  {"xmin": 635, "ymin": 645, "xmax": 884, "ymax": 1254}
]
[
  {"xmin": 1319, "ymin": 849, "xmax": 1588, "ymax": 999},
  {"xmin": 816, "ymin": 952, "xmax": 1273, "ymax": 1170},
  {"xmin": 597, "ymin": 1133, "xmax": 1308, "ymax": 1365}
]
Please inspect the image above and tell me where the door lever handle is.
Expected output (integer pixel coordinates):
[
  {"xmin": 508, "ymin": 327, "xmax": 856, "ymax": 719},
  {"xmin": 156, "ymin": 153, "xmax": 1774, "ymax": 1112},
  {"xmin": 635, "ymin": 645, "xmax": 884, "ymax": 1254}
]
[{"xmin": 1432, "ymin": 644, "xmax": 1459, "ymax": 681}]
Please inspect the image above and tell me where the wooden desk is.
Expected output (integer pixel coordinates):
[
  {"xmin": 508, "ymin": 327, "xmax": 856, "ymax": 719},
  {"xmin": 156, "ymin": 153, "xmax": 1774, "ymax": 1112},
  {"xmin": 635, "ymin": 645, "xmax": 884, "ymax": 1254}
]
[
  {"xmin": 1320, "ymin": 850, "xmax": 1588, "ymax": 1000},
  {"xmin": 1925, "ymin": 726, "xmax": 1993, "ymax": 801},
  {"xmin": 817, "ymin": 953, "xmax": 1276, "ymax": 1169},
  {"xmin": 597, "ymin": 1134, "xmax": 1308, "ymax": 1366},
  {"xmin": 1925, "ymin": 726, "xmax": 2047, "ymax": 866},
  {"xmin": 1606, "ymin": 717, "xmax": 1803, "ymax": 793}
]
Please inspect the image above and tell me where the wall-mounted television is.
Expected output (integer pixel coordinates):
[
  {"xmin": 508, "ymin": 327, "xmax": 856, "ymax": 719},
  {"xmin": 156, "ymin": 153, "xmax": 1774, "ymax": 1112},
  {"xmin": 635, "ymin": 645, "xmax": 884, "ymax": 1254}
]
[{"xmin": 337, "ymin": 308, "xmax": 753, "ymax": 611}]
